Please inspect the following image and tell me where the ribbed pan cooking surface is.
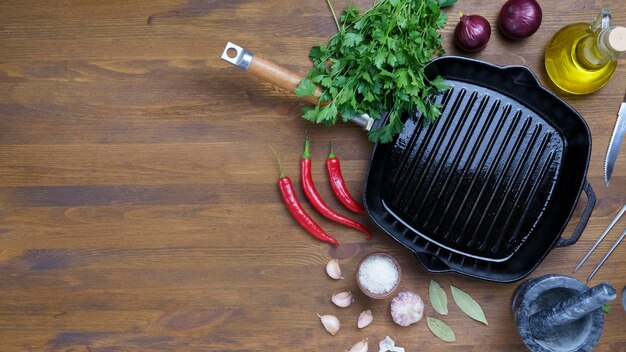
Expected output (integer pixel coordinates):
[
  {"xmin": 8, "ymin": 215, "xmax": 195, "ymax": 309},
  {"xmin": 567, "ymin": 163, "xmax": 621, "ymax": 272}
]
[
  {"xmin": 380, "ymin": 81, "xmax": 564, "ymax": 262},
  {"xmin": 364, "ymin": 56, "xmax": 593, "ymax": 282}
]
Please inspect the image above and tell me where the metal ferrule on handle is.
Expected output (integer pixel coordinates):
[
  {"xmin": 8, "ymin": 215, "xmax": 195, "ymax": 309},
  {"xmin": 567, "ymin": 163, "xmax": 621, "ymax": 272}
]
[
  {"xmin": 221, "ymin": 42, "xmax": 375, "ymax": 132},
  {"xmin": 221, "ymin": 42, "xmax": 253, "ymax": 70}
]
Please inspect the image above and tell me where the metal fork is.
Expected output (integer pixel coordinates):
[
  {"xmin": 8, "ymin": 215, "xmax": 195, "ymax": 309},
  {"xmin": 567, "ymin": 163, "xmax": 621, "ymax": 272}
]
[{"xmin": 573, "ymin": 203, "xmax": 626, "ymax": 282}]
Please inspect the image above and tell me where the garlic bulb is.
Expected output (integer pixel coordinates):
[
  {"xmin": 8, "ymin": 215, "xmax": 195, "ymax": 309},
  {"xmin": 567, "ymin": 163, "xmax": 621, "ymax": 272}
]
[
  {"xmin": 390, "ymin": 291, "xmax": 424, "ymax": 327},
  {"xmin": 326, "ymin": 259, "xmax": 343, "ymax": 279},
  {"xmin": 332, "ymin": 292, "xmax": 354, "ymax": 308},
  {"xmin": 318, "ymin": 314, "xmax": 340, "ymax": 335},
  {"xmin": 345, "ymin": 338, "xmax": 368, "ymax": 352},
  {"xmin": 357, "ymin": 309, "xmax": 373, "ymax": 328}
]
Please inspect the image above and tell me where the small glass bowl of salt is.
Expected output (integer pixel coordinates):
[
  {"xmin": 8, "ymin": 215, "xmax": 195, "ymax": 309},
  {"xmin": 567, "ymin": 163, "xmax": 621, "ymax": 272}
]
[{"xmin": 356, "ymin": 252, "xmax": 402, "ymax": 299}]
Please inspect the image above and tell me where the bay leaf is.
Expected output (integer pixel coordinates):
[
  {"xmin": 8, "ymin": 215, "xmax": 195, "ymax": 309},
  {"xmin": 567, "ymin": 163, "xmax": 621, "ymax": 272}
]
[
  {"xmin": 429, "ymin": 279, "xmax": 448, "ymax": 315},
  {"xmin": 451, "ymin": 285, "xmax": 488, "ymax": 325},
  {"xmin": 426, "ymin": 316, "xmax": 456, "ymax": 342}
]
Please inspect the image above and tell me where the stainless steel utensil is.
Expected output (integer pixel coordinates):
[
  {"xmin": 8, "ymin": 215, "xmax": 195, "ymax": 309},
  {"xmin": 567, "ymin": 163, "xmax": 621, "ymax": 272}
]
[
  {"xmin": 587, "ymin": 228, "xmax": 626, "ymax": 282},
  {"xmin": 573, "ymin": 203, "xmax": 626, "ymax": 282},
  {"xmin": 604, "ymin": 91, "xmax": 626, "ymax": 186},
  {"xmin": 574, "ymin": 203, "xmax": 626, "ymax": 272}
]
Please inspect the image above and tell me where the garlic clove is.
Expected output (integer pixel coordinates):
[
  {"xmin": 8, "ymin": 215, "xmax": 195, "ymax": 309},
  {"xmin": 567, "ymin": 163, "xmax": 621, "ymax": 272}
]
[
  {"xmin": 345, "ymin": 338, "xmax": 368, "ymax": 352},
  {"xmin": 331, "ymin": 291, "xmax": 354, "ymax": 308},
  {"xmin": 357, "ymin": 309, "xmax": 373, "ymax": 328},
  {"xmin": 326, "ymin": 259, "xmax": 343, "ymax": 279},
  {"xmin": 318, "ymin": 314, "xmax": 340, "ymax": 335}
]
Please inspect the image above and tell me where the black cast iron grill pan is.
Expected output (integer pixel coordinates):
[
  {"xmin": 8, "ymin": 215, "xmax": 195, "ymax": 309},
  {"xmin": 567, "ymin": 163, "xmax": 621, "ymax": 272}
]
[
  {"xmin": 221, "ymin": 44, "xmax": 595, "ymax": 282},
  {"xmin": 365, "ymin": 57, "xmax": 595, "ymax": 282},
  {"xmin": 381, "ymin": 73, "xmax": 566, "ymax": 263}
]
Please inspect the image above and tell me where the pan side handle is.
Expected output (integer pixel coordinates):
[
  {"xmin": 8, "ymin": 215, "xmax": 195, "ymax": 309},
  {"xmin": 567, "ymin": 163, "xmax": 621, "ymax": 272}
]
[
  {"xmin": 414, "ymin": 252, "xmax": 452, "ymax": 273},
  {"xmin": 502, "ymin": 65, "xmax": 541, "ymax": 88},
  {"xmin": 556, "ymin": 180, "xmax": 596, "ymax": 248}
]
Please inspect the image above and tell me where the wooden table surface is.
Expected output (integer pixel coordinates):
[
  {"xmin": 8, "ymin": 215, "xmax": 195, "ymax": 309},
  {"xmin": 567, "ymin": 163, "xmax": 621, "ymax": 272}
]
[{"xmin": 1, "ymin": 0, "xmax": 625, "ymax": 351}]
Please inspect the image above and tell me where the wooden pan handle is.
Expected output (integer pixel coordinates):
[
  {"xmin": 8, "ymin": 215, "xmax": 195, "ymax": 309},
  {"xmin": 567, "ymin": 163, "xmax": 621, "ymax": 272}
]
[
  {"xmin": 248, "ymin": 56, "xmax": 322, "ymax": 106},
  {"xmin": 220, "ymin": 42, "xmax": 375, "ymax": 131},
  {"xmin": 221, "ymin": 42, "xmax": 321, "ymax": 106}
]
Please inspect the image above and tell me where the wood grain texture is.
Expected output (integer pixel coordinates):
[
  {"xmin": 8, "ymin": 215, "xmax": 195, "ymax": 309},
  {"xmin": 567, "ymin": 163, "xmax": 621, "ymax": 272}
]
[{"xmin": 0, "ymin": 0, "xmax": 625, "ymax": 351}]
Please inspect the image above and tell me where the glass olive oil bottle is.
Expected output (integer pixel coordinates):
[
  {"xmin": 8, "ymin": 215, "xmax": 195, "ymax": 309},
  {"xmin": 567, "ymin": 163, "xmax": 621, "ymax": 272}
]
[{"xmin": 545, "ymin": 9, "xmax": 626, "ymax": 95}]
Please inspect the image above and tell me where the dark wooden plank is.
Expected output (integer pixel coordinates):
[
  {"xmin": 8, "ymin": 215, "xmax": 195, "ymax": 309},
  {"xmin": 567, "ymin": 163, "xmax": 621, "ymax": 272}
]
[{"xmin": 1, "ymin": 0, "xmax": 625, "ymax": 351}]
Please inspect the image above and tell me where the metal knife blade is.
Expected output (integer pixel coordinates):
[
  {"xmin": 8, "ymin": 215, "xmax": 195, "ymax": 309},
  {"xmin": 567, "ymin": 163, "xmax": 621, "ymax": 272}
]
[{"xmin": 605, "ymin": 92, "xmax": 626, "ymax": 186}]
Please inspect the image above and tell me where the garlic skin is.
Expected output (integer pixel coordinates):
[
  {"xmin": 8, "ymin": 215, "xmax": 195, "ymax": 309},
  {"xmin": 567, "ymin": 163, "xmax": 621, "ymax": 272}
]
[
  {"xmin": 357, "ymin": 309, "xmax": 373, "ymax": 328},
  {"xmin": 379, "ymin": 336, "xmax": 406, "ymax": 352},
  {"xmin": 326, "ymin": 259, "xmax": 343, "ymax": 279},
  {"xmin": 390, "ymin": 291, "xmax": 425, "ymax": 327},
  {"xmin": 318, "ymin": 314, "xmax": 340, "ymax": 335},
  {"xmin": 379, "ymin": 336, "xmax": 395, "ymax": 351},
  {"xmin": 346, "ymin": 338, "xmax": 368, "ymax": 352},
  {"xmin": 332, "ymin": 291, "xmax": 354, "ymax": 308}
]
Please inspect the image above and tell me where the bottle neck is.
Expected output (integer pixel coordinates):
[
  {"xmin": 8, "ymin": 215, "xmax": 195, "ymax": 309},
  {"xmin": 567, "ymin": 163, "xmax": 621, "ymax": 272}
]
[
  {"xmin": 577, "ymin": 26, "xmax": 626, "ymax": 68},
  {"xmin": 600, "ymin": 26, "xmax": 626, "ymax": 59}
]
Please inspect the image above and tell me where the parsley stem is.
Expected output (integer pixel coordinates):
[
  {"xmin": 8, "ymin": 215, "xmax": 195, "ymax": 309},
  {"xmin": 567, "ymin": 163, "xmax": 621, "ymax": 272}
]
[{"xmin": 325, "ymin": 0, "xmax": 341, "ymax": 32}]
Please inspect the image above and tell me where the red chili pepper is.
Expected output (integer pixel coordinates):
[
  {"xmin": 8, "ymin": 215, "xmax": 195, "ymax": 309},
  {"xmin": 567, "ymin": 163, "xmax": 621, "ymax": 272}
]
[
  {"xmin": 326, "ymin": 143, "xmax": 367, "ymax": 214},
  {"xmin": 270, "ymin": 147, "xmax": 339, "ymax": 247},
  {"xmin": 301, "ymin": 139, "xmax": 371, "ymax": 240}
]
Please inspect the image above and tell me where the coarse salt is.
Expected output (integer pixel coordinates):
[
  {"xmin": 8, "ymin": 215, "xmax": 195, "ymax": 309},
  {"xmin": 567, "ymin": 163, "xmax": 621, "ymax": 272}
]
[{"xmin": 358, "ymin": 254, "xmax": 399, "ymax": 294}]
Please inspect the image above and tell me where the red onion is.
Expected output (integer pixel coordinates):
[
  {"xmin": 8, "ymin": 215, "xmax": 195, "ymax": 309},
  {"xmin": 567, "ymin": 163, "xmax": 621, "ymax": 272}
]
[
  {"xmin": 498, "ymin": 0, "xmax": 542, "ymax": 40},
  {"xmin": 454, "ymin": 13, "xmax": 491, "ymax": 53}
]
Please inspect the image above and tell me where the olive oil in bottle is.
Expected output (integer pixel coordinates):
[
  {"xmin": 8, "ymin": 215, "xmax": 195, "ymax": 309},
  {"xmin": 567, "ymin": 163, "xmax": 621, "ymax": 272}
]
[{"xmin": 545, "ymin": 9, "xmax": 626, "ymax": 95}]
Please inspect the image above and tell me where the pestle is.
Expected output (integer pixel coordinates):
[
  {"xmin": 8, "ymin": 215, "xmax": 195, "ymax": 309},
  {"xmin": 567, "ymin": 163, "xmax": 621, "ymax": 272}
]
[{"xmin": 529, "ymin": 282, "xmax": 616, "ymax": 339}]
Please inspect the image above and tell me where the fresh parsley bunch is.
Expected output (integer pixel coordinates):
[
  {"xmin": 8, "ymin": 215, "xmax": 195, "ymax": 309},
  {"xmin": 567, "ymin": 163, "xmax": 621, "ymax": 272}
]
[{"xmin": 295, "ymin": 0, "xmax": 451, "ymax": 143}]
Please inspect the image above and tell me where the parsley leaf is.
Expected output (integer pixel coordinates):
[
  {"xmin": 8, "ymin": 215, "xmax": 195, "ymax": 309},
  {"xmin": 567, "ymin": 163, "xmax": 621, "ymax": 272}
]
[
  {"xmin": 374, "ymin": 51, "xmax": 387, "ymax": 69},
  {"xmin": 437, "ymin": 0, "xmax": 458, "ymax": 7},
  {"xmin": 295, "ymin": 79, "xmax": 317, "ymax": 97},
  {"xmin": 296, "ymin": 0, "xmax": 450, "ymax": 143},
  {"xmin": 302, "ymin": 105, "xmax": 320, "ymax": 122},
  {"xmin": 317, "ymin": 102, "xmax": 338, "ymax": 125},
  {"xmin": 343, "ymin": 32, "xmax": 364, "ymax": 47}
]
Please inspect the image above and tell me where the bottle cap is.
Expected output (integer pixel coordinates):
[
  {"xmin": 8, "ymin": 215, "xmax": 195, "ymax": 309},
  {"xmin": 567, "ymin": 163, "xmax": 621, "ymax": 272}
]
[{"xmin": 607, "ymin": 26, "xmax": 626, "ymax": 53}]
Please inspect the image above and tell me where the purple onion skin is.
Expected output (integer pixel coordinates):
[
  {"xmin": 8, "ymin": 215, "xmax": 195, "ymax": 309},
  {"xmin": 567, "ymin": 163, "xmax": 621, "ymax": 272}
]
[
  {"xmin": 499, "ymin": 0, "xmax": 542, "ymax": 40},
  {"xmin": 454, "ymin": 15, "xmax": 492, "ymax": 53}
]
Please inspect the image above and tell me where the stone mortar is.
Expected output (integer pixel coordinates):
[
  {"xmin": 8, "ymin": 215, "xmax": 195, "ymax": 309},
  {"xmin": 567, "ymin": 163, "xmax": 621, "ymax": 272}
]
[{"xmin": 512, "ymin": 274, "xmax": 605, "ymax": 352}]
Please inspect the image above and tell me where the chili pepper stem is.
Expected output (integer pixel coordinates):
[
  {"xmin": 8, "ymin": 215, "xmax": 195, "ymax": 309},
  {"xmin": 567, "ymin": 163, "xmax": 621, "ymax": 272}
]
[
  {"xmin": 328, "ymin": 141, "xmax": 335, "ymax": 159},
  {"xmin": 269, "ymin": 146, "xmax": 286, "ymax": 179},
  {"xmin": 301, "ymin": 138, "xmax": 311, "ymax": 159}
]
